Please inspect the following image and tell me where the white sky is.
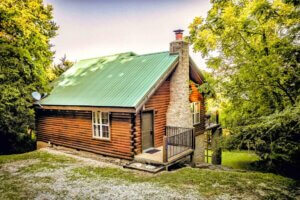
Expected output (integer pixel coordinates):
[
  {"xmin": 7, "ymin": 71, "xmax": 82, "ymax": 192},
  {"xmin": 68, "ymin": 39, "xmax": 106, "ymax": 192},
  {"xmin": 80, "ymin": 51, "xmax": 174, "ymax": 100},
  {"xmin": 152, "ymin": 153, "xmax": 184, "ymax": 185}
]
[{"xmin": 45, "ymin": 0, "xmax": 211, "ymax": 70}]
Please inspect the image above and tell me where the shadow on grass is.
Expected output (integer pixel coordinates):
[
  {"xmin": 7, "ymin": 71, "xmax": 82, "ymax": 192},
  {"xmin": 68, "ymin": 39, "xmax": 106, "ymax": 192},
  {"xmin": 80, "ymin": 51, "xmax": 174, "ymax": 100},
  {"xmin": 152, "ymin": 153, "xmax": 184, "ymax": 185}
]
[{"xmin": 221, "ymin": 150, "xmax": 300, "ymax": 180}]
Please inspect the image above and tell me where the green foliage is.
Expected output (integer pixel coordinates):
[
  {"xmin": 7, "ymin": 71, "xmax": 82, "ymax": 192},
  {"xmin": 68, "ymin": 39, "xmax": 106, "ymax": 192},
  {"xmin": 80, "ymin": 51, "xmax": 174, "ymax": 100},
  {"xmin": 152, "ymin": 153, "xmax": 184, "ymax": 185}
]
[
  {"xmin": 51, "ymin": 54, "xmax": 73, "ymax": 81},
  {"xmin": 222, "ymin": 150, "xmax": 260, "ymax": 170},
  {"xmin": 0, "ymin": 0, "xmax": 58, "ymax": 154},
  {"xmin": 188, "ymin": 0, "xmax": 300, "ymax": 171},
  {"xmin": 197, "ymin": 70, "xmax": 216, "ymax": 99},
  {"xmin": 230, "ymin": 103, "xmax": 300, "ymax": 173},
  {"xmin": 189, "ymin": 0, "xmax": 299, "ymax": 125}
]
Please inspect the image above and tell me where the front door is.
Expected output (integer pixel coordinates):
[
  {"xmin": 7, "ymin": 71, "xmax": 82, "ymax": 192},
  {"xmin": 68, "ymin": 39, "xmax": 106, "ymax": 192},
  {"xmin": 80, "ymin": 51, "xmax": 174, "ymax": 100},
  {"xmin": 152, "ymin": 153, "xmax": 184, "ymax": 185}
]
[{"xmin": 142, "ymin": 111, "xmax": 154, "ymax": 151}]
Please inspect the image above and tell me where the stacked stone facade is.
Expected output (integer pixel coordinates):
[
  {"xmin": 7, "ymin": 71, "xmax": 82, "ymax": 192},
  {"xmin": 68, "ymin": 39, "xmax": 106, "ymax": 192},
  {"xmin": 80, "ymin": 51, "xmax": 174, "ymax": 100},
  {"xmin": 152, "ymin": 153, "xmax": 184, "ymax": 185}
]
[{"xmin": 166, "ymin": 40, "xmax": 193, "ymax": 128}]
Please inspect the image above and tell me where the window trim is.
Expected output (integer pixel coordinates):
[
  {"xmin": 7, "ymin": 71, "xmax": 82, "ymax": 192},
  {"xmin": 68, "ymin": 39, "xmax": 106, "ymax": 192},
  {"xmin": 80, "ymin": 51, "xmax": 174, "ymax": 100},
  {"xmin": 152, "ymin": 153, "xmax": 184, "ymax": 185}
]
[
  {"xmin": 191, "ymin": 102, "xmax": 201, "ymax": 125},
  {"xmin": 92, "ymin": 111, "xmax": 110, "ymax": 140}
]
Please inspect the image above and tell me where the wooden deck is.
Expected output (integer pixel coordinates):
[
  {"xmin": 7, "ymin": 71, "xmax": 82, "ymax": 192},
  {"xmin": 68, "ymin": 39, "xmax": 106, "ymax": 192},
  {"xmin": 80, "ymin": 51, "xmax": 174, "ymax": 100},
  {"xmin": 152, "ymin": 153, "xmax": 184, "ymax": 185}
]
[{"xmin": 134, "ymin": 146, "xmax": 193, "ymax": 166}]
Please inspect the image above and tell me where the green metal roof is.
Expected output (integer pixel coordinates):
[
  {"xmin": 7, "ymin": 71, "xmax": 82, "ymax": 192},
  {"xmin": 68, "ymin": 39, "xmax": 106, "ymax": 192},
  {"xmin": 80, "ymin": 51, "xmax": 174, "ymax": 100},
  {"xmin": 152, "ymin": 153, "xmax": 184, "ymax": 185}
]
[{"xmin": 40, "ymin": 52, "xmax": 179, "ymax": 108}]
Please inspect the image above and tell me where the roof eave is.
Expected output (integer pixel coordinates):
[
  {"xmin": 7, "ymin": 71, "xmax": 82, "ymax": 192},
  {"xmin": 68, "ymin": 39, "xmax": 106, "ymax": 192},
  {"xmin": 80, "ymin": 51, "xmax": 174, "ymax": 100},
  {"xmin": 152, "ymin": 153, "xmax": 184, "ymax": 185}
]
[
  {"xmin": 36, "ymin": 104, "xmax": 136, "ymax": 113},
  {"xmin": 189, "ymin": 56, "xmax": 205, "ymax": 84}
]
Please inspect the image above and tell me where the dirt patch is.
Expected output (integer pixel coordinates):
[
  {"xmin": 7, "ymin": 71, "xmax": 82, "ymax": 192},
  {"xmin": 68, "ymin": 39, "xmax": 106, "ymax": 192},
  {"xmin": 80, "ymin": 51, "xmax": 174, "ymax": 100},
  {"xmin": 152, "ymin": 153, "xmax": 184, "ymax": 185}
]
[
  {"xmin": 40, "ymin": 147, "xmax": 157, "ymax": 177},
  {"xmin": 41, "ymin": 147, "xmax": 130, "ymax": 167}
]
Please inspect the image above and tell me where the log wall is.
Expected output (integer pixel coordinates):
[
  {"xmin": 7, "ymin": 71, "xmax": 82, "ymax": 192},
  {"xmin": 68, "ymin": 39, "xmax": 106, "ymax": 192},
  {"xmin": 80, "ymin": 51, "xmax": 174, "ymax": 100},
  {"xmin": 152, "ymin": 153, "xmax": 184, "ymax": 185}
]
[
  {"xmin": 36, "ymin": 110, "xmax": 133, "ymax": 159},
  {"xmin": 135, "ymin": 78, "xmax": 171, "ymax": 153}
]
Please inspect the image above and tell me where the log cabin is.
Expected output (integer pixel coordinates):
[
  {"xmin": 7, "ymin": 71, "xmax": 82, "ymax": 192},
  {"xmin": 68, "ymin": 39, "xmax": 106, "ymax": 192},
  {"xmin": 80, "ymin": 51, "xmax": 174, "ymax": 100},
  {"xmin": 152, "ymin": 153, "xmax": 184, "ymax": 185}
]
[{"xmin": 36, "ymin": 30, "xmax": 206, "ymax": 165}]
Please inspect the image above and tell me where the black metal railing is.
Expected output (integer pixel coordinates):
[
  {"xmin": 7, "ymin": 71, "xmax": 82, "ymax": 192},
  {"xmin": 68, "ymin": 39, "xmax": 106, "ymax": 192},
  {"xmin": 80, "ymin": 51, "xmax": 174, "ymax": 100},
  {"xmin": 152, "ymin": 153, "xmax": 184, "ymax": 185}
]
[
  {"xmin": 205, "ymin": 110, "xmax": 220, "ymax": 128},
  {"xmin": 165, "ymin": 126, "xmax": 194, "ymax": 161}
]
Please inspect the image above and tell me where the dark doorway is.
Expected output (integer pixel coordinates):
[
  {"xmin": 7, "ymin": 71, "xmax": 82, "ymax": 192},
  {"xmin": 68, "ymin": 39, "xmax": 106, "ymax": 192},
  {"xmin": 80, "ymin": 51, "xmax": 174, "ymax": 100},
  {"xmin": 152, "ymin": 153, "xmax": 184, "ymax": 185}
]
[{"xmin": 142, "ymin": 111, "xmax": 154, "ymax": 151}]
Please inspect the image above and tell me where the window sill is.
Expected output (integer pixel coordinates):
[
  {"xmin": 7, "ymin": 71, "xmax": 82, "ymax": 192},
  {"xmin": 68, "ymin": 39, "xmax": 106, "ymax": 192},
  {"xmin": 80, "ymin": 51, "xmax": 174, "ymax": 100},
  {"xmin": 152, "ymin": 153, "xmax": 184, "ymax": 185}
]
[
  {"xmin": 92, "ymin": 137, "xmax": 111, "ymax": 142},
  {"xmin": 193, "ymin": 122, "xmax": 201, "ymax": 126}
]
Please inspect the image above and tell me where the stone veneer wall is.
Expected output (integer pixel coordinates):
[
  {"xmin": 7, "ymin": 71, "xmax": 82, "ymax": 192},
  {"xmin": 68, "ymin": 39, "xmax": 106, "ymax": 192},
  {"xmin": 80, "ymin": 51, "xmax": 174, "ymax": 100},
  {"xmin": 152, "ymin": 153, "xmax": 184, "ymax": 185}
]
[
  {"xmin": 166, "ymin": 40, "xmax": 193, "ymax": 128},
  {"xmin": 193, "ymin": 133, "xmax": 206, "ymax": 162}
]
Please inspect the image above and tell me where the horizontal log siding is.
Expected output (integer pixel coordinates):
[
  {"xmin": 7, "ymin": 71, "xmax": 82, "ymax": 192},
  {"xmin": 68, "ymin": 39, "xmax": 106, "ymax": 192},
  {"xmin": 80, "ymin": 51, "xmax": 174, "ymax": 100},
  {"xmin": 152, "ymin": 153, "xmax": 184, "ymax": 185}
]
[
  {"xmin": 134, "ymin": 113, "xmax": 142, "ymax": 154},
  {"xmin": 189, "ymin": 82, "xmax": 206, "ymax": 136},
  {"xmin": 189, "ymin": 81, "xmax": 203, "ymax": 102},
  {"xmin": 36, "ymin": 110, "xmax": 133, "ymax": 159},
  {"xmin": 135, "ymin": 79, "xmax": 170, "ymax": 153}
]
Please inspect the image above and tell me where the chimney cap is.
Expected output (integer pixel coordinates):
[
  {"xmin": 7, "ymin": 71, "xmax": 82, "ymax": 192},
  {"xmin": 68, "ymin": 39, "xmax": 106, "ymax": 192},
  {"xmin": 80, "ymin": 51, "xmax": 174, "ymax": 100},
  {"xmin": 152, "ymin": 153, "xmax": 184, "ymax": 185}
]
[{"xmin": 174, "ymin": 29, "xmax": 184, "ymax": 34}]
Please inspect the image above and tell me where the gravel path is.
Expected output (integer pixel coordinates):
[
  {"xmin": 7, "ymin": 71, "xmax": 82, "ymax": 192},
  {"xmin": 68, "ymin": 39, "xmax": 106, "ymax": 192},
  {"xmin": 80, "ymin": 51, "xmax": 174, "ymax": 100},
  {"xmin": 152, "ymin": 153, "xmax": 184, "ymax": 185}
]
[{"xmin": 1, "ymin": 148, "xmax": 203, "ymax": 200}]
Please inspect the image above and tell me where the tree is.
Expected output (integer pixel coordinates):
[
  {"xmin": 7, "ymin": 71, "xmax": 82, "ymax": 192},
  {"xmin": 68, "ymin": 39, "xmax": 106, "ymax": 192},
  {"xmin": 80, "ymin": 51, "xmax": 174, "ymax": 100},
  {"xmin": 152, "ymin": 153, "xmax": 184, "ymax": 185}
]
[
  {"xmin": 46, "ymin": 55, "xmax": 74, "ymax": 82},
  {"xmin": 52, "ymin": 55, "xmax": 74, "ymax": 78},
  {"xmin": 0, "ymin": 0, "xmax": 58, "ymax": 154},
  {"xmin": 188, "ymin": 0, "xmax": 299, "ymax": 170},
  {"xmin": 189, "ymin": 0, "xmax": 299, "ymax": 125}
]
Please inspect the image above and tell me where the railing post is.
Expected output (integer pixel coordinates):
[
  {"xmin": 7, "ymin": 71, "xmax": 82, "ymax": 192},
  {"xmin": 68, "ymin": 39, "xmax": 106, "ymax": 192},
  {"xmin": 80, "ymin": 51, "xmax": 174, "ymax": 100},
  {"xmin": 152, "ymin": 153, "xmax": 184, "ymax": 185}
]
[{"xmin": 163, "ymin": 135, "xmax": 168, "ymax": 163}]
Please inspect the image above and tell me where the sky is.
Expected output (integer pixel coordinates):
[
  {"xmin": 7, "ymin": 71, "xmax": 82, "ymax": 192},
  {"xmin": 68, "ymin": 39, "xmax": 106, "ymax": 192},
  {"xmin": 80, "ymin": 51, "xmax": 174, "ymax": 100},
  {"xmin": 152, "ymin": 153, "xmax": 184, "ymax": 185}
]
[{"xmin": 44, "ymin": 0, "xmax": 211, "ymax": 70}]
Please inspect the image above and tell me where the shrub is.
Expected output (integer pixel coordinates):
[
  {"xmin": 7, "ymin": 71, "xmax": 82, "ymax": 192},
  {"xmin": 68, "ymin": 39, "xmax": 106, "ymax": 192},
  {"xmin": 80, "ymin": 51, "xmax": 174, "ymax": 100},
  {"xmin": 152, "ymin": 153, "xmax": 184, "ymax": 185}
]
[{"xmin": 223, "ymin": 103, "xmax": 300, "ymax": 176}]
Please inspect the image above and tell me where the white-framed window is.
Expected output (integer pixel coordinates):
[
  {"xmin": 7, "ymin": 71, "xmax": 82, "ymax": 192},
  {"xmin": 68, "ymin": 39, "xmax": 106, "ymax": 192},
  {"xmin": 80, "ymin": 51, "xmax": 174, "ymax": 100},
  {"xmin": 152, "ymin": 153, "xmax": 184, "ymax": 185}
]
[
  {"xmin": 191, "ymin": 102, "xmax": 201, "ymax": 125},
  {"xmin": 92, "ymin": 111, "xmax": 110, "ymax": 139}
]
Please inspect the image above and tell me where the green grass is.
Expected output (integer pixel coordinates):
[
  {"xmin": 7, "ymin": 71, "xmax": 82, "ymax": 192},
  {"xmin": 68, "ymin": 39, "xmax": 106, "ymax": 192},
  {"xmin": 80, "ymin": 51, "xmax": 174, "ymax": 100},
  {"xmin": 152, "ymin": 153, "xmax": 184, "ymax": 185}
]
[
  {"xmin": 0, "ymin": 150, "xmax": 76, "ymax": 174},
  {"xmin": 204, "ymin": 150, "xmax": 260, "ymax": 170},
  {"xmin": 0, "ymin": 150, "xmax": 298, "ymax": 199},
  {"xmin": 71, "ymin": 165, "xmax": 297, "ymax": 199},
  {"xmin": 0, "ymin": 151, "xmax": 76, "ymax": 200},
  {"xmin": 0, "ymin": 150, "xmax": 75, "ymax": 165},
  {"xmin": 222, "ymin": 150, "xmax": 260, "ymax": 170}
]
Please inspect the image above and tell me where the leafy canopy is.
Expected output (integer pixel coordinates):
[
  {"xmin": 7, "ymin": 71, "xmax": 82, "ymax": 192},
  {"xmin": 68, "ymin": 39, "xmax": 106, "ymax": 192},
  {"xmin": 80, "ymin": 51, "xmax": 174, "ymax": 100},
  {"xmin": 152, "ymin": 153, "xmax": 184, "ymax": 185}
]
[
  {"xmin": 188, "ymin": 0, "xmax": 299, "ymax": 127},
  {"xmin": 188, "ymin": 0, "xmax": 300, "ymax": 171},
  {"xmin": 0, "ymin": 0, "xmax": 58, "ymax": 154}
]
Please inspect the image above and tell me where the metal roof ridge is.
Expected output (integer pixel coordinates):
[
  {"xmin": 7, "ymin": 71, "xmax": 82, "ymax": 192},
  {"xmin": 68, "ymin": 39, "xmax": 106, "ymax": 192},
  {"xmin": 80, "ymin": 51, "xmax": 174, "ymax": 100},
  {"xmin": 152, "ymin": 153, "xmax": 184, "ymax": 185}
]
[
  {"xmin": 135, "ymin": 51, "xmax": 178, "ymax": 57},
  {"xmin": 79, "ymin": 52, "xmax": 137, "ymax": 61},
  {"xmin": 76, "ymin": 51, "xmax": 178, "ymax": 62}
]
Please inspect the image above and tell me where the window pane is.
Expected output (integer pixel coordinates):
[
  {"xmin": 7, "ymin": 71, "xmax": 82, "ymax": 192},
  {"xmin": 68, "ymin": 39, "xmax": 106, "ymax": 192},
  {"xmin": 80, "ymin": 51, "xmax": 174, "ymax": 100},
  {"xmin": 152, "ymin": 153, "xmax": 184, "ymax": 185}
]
[
  {"xmin": 192, "ymin": 114, "xmax": 195, "ymax": 124},
  {"xmin": 97, "ymin": 125, "xmax": 101, "ymax": 137},
  {"xmin": 102, "ymin": 126, "xmax": 109, "ymax": 138},
  {"xmin": 92, "ymin": 112, "xmax": 95, "ymax": 124},
  {"xmin": 102, "ymin": 112, "xmax": 109, "ymax": 124},
  {"xmin": 196, "ymin": 113, "xmax": 200, "ymax": 123},
  {"xmin": 93, "ymin": 125, "xmax": 97, "ymax": 136},
  {"xmin": 190, "ymin": 103, "xmax": 194, "ymax": 113},
  {"xmin": 194, "ymin": 102, "xmax": 198, "ymax": 113},
  {"xmin": 97, "ymin": 111, "xmax": 101, "ymax": 124},
  {"xmin": 196, "ymin": 102, "xmax": 201, "ymax": 113}
]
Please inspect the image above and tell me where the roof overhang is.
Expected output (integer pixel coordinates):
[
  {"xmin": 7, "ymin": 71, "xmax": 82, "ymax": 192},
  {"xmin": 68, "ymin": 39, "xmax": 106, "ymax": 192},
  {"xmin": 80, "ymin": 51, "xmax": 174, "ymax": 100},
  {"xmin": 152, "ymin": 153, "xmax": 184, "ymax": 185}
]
[
  {"xmin": 36, "ymin": 105, "xmax": 136, "ymax": 113},
  {"xmin": 189, "ymin": 56, "xmax": 205, "ymax": 85}
]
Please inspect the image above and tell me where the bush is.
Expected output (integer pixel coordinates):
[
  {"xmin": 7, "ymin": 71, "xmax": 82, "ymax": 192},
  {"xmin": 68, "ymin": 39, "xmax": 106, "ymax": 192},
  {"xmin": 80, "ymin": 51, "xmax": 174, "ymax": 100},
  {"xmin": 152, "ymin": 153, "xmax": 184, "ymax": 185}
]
[
  {"xmin": 0, "ymin": 131, "xmax": 36, "ymax": 155},
  {"xmin": 222, "ymin": 103, "xmax": 300, "ymax": 177}
]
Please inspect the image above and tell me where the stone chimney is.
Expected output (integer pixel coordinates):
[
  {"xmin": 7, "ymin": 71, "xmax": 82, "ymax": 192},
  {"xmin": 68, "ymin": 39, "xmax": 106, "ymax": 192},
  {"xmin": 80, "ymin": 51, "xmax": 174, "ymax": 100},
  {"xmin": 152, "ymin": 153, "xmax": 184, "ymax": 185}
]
[{"xmin": 166, "ymin": 29, "xmax": 193, "ymax": 128}]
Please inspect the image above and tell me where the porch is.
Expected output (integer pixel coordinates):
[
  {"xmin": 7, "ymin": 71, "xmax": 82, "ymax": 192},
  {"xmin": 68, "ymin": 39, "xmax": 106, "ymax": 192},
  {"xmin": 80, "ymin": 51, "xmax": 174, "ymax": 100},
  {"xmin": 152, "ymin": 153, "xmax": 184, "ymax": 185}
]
[{"xmin": 134, "ymin": 126, "xmax": 195, "ymax": 166}]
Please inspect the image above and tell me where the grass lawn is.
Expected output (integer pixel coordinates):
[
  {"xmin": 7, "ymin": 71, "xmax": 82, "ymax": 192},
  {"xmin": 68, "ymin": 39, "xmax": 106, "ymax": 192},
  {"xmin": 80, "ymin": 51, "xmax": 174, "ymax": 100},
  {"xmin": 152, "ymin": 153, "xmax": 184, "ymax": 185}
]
[
  {"xmin": 222, "ymin": 150, "xmax": 260, "ymax": 170},
  {"xmin": 205, "ymin": 150, "xmax": 260, "ymax": 170},
  {"xmin": 0, "ymin": 150, "xmax": 298, "ymax": 200}
]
